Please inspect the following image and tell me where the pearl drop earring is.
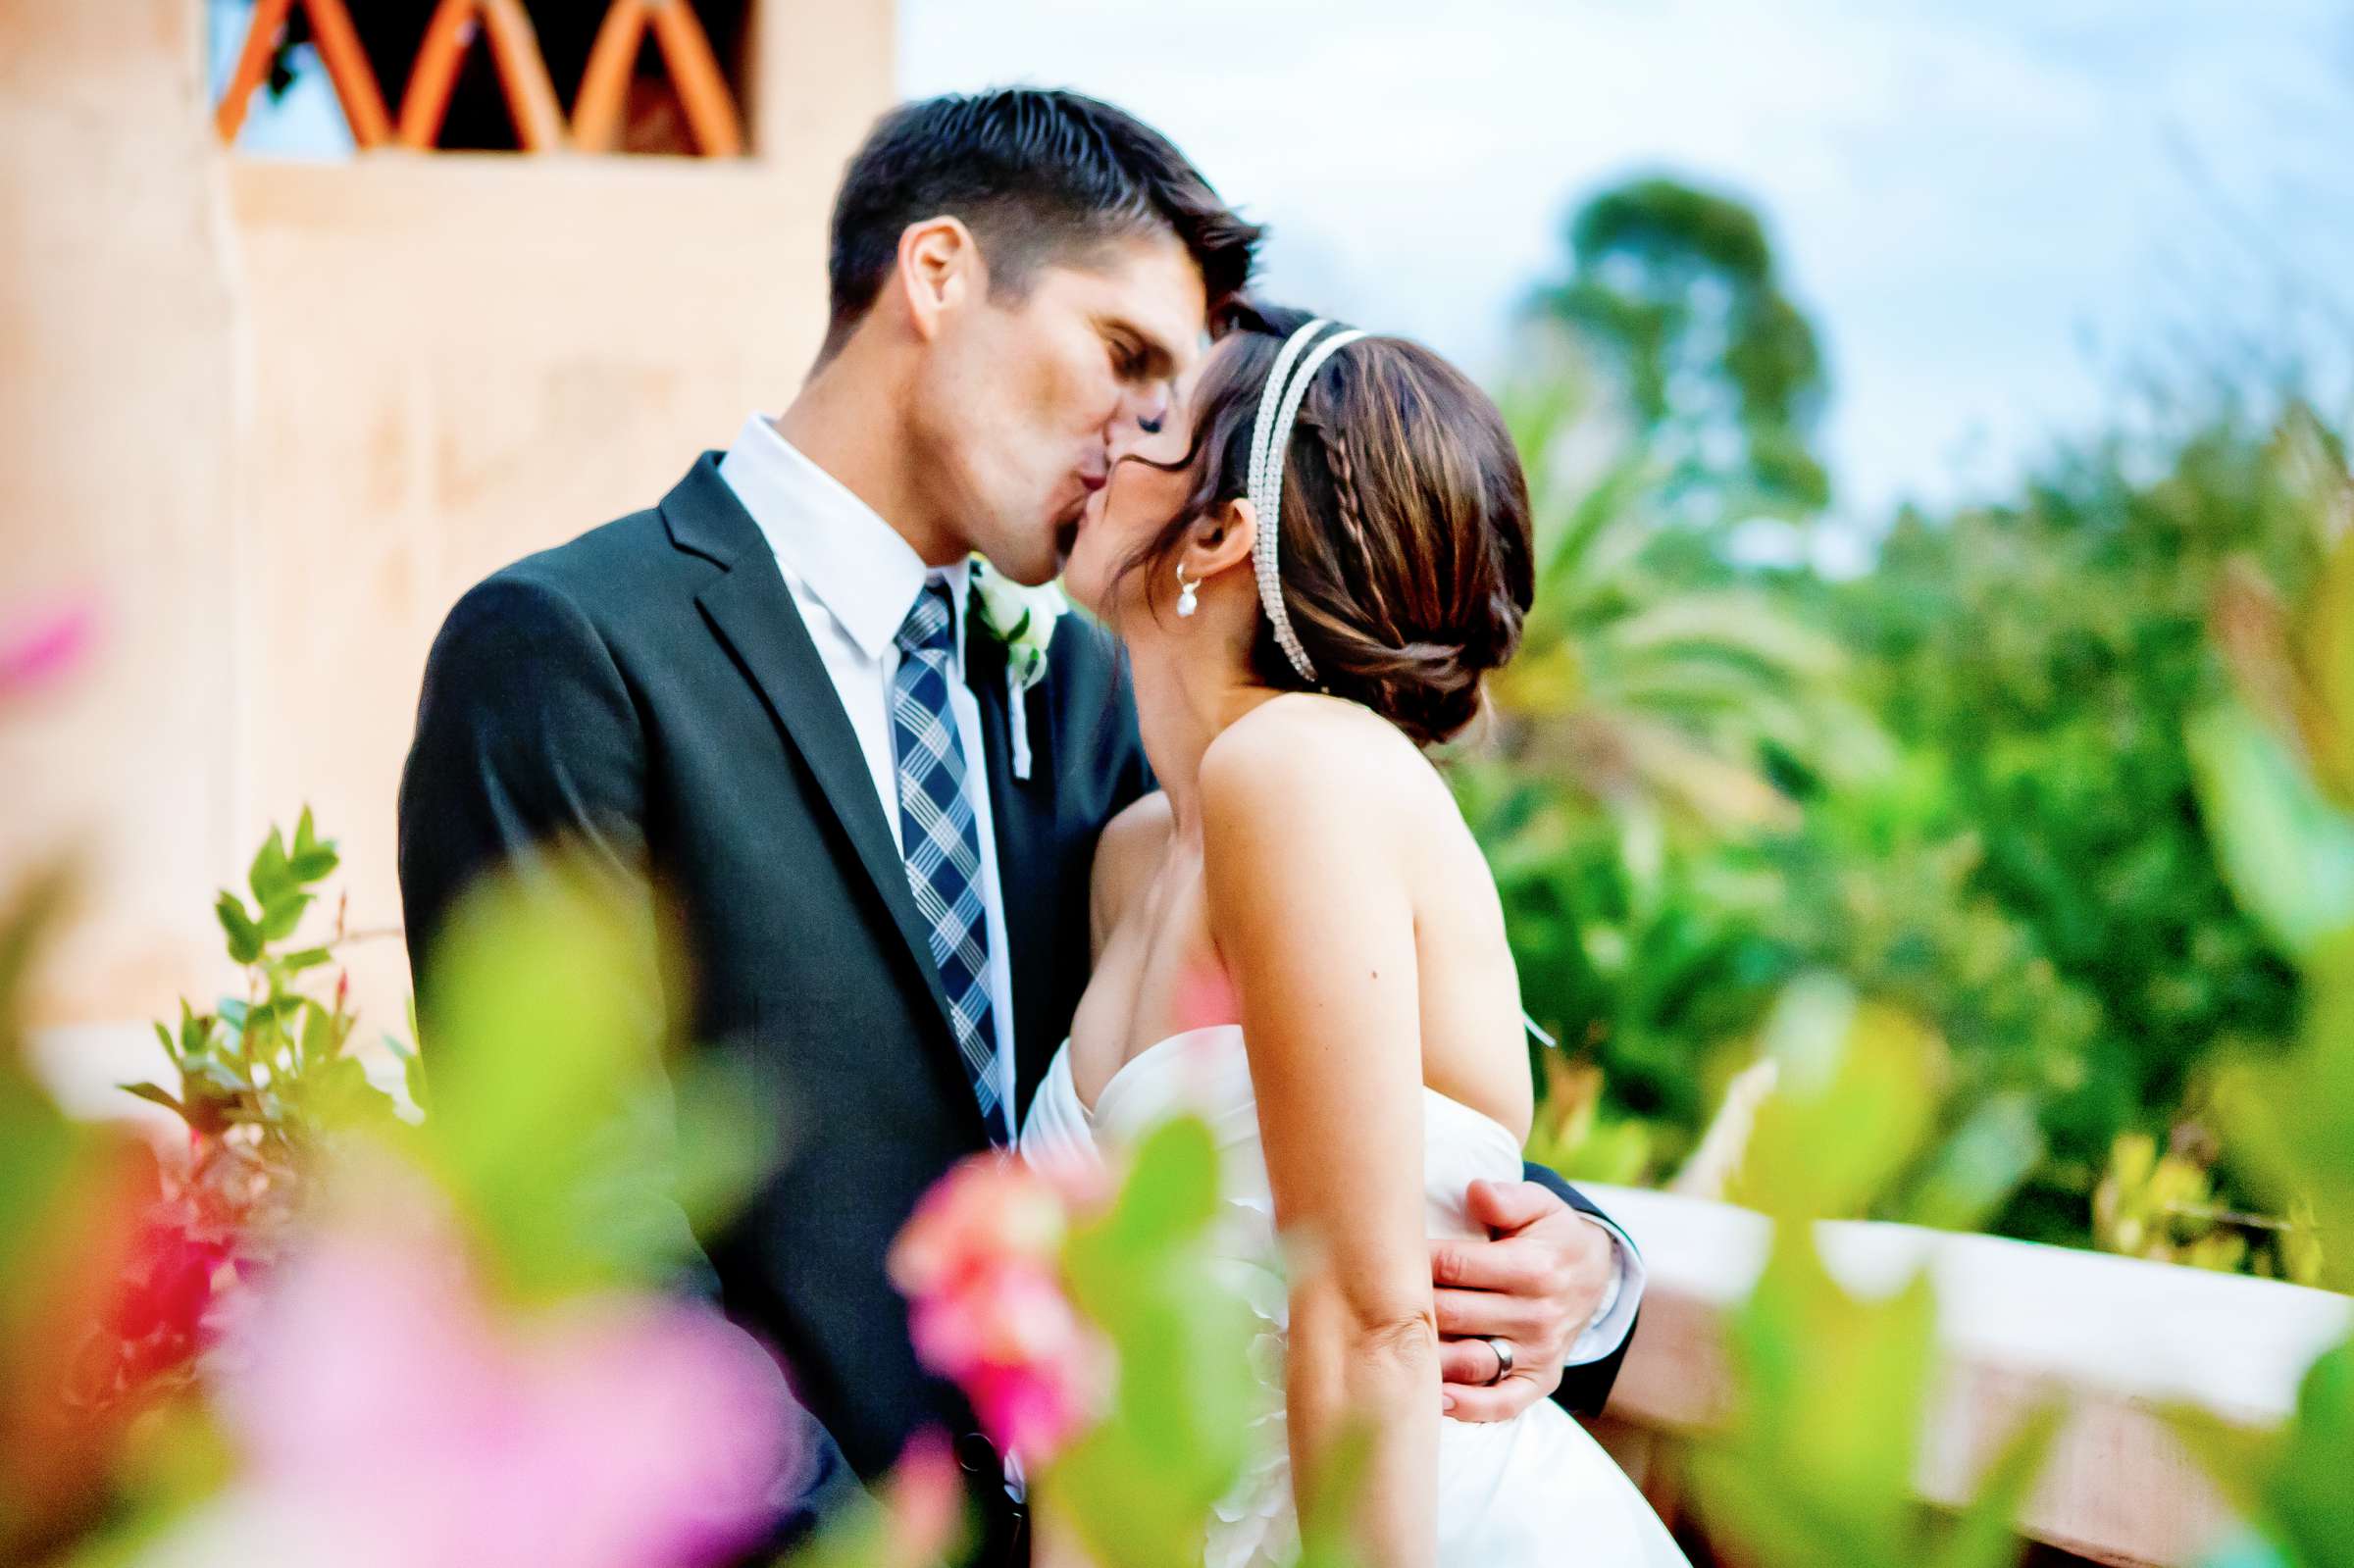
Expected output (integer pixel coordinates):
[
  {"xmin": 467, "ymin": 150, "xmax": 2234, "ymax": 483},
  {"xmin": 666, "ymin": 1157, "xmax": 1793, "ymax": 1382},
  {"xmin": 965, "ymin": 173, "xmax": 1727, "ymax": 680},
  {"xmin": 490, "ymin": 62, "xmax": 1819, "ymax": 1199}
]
[{"xmin": 1175, "ymin": 563, "xmax": 1200, "ymax": 618}]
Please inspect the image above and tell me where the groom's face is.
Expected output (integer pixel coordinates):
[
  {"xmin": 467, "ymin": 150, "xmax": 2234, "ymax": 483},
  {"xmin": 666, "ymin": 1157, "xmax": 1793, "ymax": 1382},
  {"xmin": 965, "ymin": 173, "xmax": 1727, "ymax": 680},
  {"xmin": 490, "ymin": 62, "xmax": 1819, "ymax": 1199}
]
[{"xmin": 920, "ymin": 230, "xmax": 1206, "ymax": 586}]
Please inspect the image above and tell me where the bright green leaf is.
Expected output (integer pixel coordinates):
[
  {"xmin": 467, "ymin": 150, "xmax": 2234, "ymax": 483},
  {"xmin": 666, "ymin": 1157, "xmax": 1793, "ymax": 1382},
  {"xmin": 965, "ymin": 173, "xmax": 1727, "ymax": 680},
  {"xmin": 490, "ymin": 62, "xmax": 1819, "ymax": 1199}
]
[
  {"xmin": 2188, "ymin": 704, "xmax": 2354, "ymax": 963},
  {"xmin": 178, "ymin": 999, "xmax": 212, "ymax": 1058},
  {"xmin": 413, "ymin": 857, "xmax": 769, "ymax": 1301},
  {"xmin": 289, "ymin": 845, "xmax": 340, "ymax": 884},
  {"xmin": 2213, "ymin": 936, "xmax": 2354, "ymax": 1291},
  {"xmin": 1732, "ymin": 976, "xmax": 1944, "ymax": 1220},
  {"xmin": 297, "ymin": 997, "xmax": 336, "ymax": 1067},
  {"xmin": 1052, "ymin": 1116, "xmax": 1256, "ymax": 1567},
  {"xmin": 118, "ymin": 1081, "xmax": 187, "ymax": 1119},
  {"xmin": 2263, "ymin": 1337, "xmax": 2354, "ymax": 1568},
  {"xmin": 215, "ymin": 891, "xmax": 264, "ymax": 965},
  {"xmin": 259, "ymin": 889, "xmax": 313, "ymax": 942},
  {"xmin": 247, "ymin": 827, "xmax": 296, "ymax": 910}
]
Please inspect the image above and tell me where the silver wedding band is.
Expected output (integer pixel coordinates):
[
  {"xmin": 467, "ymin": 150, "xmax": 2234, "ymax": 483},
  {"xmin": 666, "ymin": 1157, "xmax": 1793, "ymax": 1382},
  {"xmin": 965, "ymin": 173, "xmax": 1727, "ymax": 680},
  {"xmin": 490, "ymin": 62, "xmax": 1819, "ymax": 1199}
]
[{"xmin": 1481, "ymin": 1336, "xmax": 1514, "ymax": 1387}]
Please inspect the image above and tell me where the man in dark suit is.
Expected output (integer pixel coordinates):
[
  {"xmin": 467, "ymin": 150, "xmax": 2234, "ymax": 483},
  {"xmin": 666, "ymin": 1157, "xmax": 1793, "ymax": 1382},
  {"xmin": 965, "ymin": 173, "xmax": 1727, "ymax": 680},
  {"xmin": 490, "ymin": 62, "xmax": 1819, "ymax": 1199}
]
[{"xmin": 397, "ymin": 88, "xmax": 1644, "ymax": 1557}]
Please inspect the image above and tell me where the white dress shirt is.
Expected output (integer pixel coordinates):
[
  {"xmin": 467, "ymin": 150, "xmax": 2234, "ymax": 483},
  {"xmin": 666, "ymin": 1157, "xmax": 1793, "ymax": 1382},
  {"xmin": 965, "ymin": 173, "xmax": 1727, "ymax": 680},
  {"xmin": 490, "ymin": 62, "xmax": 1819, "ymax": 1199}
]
[
  {"xmin": 716, "ymin": 411, "xmax": 1639, "ymax": 1366},
  {"xmin": 720, "ymin": 414, "xmax": 1020, "ymax": 1144}
]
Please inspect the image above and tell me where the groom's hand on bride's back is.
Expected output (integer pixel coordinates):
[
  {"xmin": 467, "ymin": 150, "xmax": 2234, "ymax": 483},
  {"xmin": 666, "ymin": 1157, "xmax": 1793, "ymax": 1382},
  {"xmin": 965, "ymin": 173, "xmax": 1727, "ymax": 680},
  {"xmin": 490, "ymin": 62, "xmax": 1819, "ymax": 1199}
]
[{"xmin": 1428, "ymin": 1178, "xmax": 1614, "ymax": 1422}]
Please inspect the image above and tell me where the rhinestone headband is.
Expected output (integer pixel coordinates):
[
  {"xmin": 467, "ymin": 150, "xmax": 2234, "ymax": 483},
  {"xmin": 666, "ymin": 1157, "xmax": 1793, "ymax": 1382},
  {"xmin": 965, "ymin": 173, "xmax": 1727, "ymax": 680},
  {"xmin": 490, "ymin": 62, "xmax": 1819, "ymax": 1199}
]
[{"xmin": 1248, "ymin": 319, "xmax": 1367, "ymax": 685}]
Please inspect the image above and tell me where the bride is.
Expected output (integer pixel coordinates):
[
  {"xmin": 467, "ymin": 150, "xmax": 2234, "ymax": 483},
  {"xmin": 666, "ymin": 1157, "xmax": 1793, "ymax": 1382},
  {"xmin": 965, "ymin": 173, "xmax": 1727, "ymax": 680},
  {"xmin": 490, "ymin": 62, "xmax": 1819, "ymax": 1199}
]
[{"xmin": 1018, "ymin": 304, "xmax": 1689, "ymax": 1567}]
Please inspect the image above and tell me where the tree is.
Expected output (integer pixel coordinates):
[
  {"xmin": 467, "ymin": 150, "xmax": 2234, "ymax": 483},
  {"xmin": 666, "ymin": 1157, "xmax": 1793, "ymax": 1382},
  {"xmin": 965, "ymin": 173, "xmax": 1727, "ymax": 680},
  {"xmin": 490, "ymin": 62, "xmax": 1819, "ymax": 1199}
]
[{"xmin": 1529, "ymin": 177, "xmax": 1832, "ymax": 522}]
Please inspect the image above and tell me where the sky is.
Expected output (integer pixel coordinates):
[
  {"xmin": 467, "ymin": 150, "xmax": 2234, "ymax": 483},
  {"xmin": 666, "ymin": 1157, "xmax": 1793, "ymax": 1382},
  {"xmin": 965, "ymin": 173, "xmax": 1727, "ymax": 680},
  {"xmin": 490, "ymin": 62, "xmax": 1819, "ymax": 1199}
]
[{"xmin": 898, "ymin": 0, "xmax": 2354, "ymax": 525}]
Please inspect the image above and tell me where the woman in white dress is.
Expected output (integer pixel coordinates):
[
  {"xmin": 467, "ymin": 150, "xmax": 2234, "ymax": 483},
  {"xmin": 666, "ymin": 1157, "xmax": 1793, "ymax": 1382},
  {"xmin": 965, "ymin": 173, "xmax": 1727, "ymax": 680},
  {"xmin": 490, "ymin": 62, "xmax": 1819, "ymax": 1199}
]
[{"xmin": 1018, "ymin": 304, "xmax": 1689, "ymax": 1568}]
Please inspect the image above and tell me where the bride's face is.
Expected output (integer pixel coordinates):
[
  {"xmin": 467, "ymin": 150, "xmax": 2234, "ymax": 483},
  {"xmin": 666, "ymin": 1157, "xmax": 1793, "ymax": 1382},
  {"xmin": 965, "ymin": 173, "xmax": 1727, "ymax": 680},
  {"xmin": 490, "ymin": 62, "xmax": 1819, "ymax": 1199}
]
[{"xmin": 1059, "ymin": 340, "xmax": 1226, "ymax": 623}]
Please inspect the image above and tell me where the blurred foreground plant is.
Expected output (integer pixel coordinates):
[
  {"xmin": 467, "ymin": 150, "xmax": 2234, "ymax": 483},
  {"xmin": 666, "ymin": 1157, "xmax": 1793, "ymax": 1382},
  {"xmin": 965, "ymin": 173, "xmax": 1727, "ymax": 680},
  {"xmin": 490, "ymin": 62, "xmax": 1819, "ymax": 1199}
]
[
  {"xmin": 1, "ymin": 602, "xmax": 192, "ymax": 1559},
  {"xmin": 894, "ymin": 1123, "xmax": 1263, "ymax": 1568},
  {"xmin": 0, "ymin": 607, "xmax": 956, "ymax": 1568},
  {"xmin": 64, "ymin": 809, "xmax": 410, "ymax": 1416},
  {"xmin": 1690, "ymin": 975, "xmax": 2062, "ymax": 1568},
  {"xmin": 894, "ymin": 1121, "xmax": 1381, "ymax": 1568},
  {"xmin": 2169, "ymin": 435, "xmax": 2354, "ymax": 1567},
  {"xmin": 59, "ymin": 858, "xmax": 816, "ymax": 1568}
]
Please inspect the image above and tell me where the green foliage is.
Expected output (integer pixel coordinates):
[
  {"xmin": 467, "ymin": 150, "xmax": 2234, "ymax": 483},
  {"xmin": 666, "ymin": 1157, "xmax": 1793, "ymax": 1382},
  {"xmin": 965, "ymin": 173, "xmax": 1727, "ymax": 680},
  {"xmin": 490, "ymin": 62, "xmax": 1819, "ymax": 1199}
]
[
  {"xmin": 2173, "ymin": 937, "xmax": 2354, "ymax": 1563},
  {"xmin": 409, "ymin": 858, "xmax": 778, "ymax": 1303},
  {"xmin": 1692, "ymin": 975, "xmax": 2062, "ymax": 1568},
  {"xmin": 1840, "ymin": 418, "xmax": 2314, "ymax": 1187},
  {"xmin": 106, "ymin": 808, "xmax": 409, "ymax": 1320},
  {"xmin": 2191, "ymin": 709, "xmax": 2354, "ymax": 960},
  {"xmin": 2093, "ymin": 1132, "xmax": 2253, "ymax": 1276},
  {"xmin": 2184, "ymin": 510, "xmax": 2354, "ymax": 1296},
  {"xmin": 0, "ymin": 860, "xmax": 85, "ymax": 1293},
  {"xmin": 1490, "ymin": 382, "xmax": 2329, "ymax": 1271},
  {"xmin": 1729, "ymin": 977, "xmax": 1943, "ymax": 1220},
  {"xmin": 1521, "ymin": 1055, "xmax": 1657, "ymax": 1187},
  {"xmin": 1049, "ymin": 1117, "xmax": 1258, "ymax": 1568},
  {"xmin": 0, "ymin": 864, "xmax": 117, "ymax": 1457}
]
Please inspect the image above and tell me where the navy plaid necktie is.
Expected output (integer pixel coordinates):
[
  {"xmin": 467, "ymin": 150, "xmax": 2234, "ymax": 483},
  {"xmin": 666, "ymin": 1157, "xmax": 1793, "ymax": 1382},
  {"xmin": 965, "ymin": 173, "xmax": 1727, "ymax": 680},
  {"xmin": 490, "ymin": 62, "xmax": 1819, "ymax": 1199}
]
[{"xmin": 891, "ymin": 580, "xmax": 1006, "ymax": 1142}]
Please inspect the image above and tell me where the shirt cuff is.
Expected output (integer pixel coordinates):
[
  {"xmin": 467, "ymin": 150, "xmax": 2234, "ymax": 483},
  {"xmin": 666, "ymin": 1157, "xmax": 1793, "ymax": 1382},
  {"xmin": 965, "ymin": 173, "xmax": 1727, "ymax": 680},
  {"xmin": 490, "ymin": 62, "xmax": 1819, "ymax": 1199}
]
[{"xmin": 1564, "ymin": 1211, "xmax": 1644, "ymax": 1366}]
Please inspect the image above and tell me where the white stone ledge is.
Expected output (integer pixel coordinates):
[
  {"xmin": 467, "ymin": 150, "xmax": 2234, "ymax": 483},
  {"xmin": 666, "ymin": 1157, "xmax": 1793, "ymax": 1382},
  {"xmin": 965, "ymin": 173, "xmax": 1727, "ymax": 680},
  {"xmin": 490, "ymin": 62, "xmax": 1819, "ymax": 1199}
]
[{"xmin": 1588, "ymin": 1184, "xmax": 2353, "ymax": 1566}]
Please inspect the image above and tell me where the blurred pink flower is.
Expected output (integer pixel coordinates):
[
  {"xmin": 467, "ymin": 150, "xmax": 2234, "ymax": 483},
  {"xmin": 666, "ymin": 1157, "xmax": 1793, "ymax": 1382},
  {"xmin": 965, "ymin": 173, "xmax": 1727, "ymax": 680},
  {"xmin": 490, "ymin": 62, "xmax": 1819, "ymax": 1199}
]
[
  {"xmin": 104, "ymin": 1211, "xmax": 232, "ymax": 1388},
  {"xmin": 879, "ymin": 1431, "xmax": 964, "ymax": 1565},
  {"xmin": 889, "ymin": 1153, "xmax": 1068, "ymax": 1297},
  {"xmin": 890, "ymin": 1154, "xmax": 1109, "ymax": 1468},
  {"xmin": 0, "ymin": 601, "xmax": 94, "ymax": 700},
  {"xmin": 149, "ymin": 1204, "xmax": 796, "ymax": 1568}
]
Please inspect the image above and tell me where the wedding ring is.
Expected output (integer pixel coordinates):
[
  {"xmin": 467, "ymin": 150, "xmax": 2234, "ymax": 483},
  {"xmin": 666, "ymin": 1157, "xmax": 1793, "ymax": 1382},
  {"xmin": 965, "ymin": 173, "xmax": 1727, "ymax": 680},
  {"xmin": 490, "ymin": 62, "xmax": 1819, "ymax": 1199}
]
[{"xmin": 1480, "ymin": 1337, "xmax": 1514, "ymax": 1387}]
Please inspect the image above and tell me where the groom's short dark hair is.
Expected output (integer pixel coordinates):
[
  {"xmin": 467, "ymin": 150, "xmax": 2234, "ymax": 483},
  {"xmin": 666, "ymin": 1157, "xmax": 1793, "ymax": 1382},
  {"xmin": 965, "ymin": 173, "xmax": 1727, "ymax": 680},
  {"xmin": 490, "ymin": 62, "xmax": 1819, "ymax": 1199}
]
[{"xmin": 821, "ymin": 88, "xmax": 1261, "ymax": 359}]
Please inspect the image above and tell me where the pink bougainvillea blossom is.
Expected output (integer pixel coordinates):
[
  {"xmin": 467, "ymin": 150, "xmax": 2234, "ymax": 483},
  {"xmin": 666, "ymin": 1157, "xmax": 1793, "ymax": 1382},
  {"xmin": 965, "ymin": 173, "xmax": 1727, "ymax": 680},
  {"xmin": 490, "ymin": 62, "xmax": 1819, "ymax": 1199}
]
[
  {"xmin": 889, "ymin": 1153, "xmax": 1110, "ymax": 1468},
  {"xmin": 141, "ymin": 1199, "xmax": 797, "ymax": 1568}
]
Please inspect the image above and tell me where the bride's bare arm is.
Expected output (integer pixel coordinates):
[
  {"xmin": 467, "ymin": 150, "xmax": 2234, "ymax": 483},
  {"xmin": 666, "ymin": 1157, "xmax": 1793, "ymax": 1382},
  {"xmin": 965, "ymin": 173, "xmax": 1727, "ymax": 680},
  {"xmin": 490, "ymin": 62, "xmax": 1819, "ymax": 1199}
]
[{"xmin": 1202, "ymin": 711, "xmax": 1437, "ymax": 1568}]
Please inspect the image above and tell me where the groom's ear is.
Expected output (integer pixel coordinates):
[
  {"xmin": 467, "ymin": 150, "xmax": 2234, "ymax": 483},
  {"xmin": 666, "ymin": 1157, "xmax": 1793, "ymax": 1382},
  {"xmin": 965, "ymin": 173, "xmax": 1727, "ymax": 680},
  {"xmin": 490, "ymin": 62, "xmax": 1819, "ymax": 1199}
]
[{"xmin": 896, "ymin": 217, "xmax": 981, "ymax": 341}]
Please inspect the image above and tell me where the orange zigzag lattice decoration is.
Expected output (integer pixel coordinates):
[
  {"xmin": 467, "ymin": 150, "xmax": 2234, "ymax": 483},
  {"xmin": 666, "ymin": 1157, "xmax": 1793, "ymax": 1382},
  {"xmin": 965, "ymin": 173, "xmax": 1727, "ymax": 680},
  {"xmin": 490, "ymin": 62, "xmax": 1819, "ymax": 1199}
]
[
  {"xmin": 397, "ymin": 0, "xmax": 569, "ymax": 154},
  {"xmin": 574, "ymin": 0, "xmax": 745, "ymax": 158},
  {"xmin": 214, "ymin": 0, "xmax": 394, "ymax": 149}
]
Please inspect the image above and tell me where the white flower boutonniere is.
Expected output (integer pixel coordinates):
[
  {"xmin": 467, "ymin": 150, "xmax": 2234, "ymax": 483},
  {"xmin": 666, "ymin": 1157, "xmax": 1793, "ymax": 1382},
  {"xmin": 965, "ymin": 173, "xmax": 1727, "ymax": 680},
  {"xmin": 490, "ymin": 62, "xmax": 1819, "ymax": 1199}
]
[{"xmin": 971, "ymin": 559, "xmax": 1068, "ymax": 780}]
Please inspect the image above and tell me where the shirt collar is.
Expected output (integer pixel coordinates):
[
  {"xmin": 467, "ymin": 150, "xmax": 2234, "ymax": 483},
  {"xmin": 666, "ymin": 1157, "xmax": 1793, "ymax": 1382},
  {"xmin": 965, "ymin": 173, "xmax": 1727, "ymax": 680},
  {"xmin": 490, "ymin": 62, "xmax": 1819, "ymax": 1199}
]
[{"xmin": 717, "ymin": 413, "xmax": 970, "ymax": 669}]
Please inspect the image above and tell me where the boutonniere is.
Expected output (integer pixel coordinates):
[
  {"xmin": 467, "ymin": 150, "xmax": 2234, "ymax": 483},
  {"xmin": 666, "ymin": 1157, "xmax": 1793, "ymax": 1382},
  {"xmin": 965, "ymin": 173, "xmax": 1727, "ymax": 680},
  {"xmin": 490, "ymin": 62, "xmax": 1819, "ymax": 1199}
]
[{"xmin": 971, "ymin": 559, "xmax": 1067, "ymax": 780}]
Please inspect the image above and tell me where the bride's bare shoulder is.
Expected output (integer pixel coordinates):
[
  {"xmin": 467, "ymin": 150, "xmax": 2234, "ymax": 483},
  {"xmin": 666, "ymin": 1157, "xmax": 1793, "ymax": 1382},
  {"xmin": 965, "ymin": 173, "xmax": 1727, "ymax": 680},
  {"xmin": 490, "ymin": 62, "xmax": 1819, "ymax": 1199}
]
[{"xmin": 1200, "ymin": 694, "xmax": 1436, "ymax": 842}]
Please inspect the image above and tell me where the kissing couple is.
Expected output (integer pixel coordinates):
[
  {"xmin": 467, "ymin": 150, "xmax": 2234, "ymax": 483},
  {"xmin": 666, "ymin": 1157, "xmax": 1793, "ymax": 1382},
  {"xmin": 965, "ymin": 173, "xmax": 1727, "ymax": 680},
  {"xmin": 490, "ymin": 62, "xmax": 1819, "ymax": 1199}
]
[{"xmin": 398, "ymin": 88, "xmax": 1688, "ymax": 1568}]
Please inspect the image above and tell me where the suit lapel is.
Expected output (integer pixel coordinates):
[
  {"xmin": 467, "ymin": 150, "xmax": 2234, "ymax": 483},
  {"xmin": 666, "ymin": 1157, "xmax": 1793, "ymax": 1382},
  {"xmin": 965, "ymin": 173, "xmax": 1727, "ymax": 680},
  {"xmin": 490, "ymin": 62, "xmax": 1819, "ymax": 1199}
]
[
  {"xmin": 662, "ymin": 458, "xmax": 967, "ymax": 1094},
  {"xmin": 965, "ymin": 606, "xmax": 1062, "ymax": 1105}
]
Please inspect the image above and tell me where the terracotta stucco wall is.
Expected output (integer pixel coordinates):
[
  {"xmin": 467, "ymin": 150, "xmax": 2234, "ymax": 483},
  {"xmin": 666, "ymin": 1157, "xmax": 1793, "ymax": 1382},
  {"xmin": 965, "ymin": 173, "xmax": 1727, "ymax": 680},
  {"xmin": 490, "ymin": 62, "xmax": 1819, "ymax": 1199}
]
[
  {"xmin": 2, "ymin": 0, "xmax": 894, "ymax": 1030},
  {"xmin": 1, "ymin": 0, "xmax": 245, "ymax": 1024}
]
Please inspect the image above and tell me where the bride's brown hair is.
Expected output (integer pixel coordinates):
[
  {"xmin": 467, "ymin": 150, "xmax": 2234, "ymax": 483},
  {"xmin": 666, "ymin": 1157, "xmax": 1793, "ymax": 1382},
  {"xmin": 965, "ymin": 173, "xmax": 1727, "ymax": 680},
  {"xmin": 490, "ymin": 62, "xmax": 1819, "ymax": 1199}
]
[{"xmin": 1118, "ymin": 301, "xmax": 1535, "ymax": 747}]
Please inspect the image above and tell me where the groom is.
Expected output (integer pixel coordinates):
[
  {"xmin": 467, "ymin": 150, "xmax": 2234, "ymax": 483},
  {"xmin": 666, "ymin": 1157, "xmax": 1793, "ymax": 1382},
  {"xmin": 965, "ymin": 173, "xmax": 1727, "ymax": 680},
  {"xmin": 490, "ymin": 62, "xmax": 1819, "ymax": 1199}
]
[{"xmin": 397, "ymin": 88, "xmax": 1644, "ymax": 1553}]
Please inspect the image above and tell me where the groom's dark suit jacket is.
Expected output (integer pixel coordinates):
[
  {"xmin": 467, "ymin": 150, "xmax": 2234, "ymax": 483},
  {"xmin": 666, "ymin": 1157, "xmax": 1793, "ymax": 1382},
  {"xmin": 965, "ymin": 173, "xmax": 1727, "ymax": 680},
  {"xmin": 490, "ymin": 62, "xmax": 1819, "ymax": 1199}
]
[{"xmin": 397, "ymin": 456, "xmax": 1631, "ymax": 1541}]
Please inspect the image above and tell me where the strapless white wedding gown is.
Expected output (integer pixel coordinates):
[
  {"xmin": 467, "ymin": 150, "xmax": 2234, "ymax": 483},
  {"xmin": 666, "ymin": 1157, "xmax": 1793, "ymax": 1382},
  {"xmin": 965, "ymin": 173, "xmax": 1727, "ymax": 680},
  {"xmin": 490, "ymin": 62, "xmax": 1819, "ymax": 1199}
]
[{"xmin": 1018, "ymin": 1025, "xmax": 1690, "ymax": 1567}]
